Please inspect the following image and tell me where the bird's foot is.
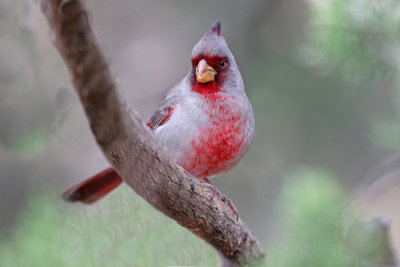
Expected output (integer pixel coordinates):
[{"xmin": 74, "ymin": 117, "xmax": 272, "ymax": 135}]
[
  {"xmin": 201, "ymin": 177, "xmax": 239, "ymax": 221},
  {"xmin": 221, "ymin": 194, "xmax": 239, "ymax": 221}
]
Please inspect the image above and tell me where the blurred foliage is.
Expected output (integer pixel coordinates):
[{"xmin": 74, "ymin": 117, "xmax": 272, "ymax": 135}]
[
  {"xmin": 261, "ymin": 168, "xmax": 360, "ymax": 267},
  {"xmin": 0, "ymin": 187, "xmax": 218, "ymax": 267},
  {"xmin": 1, "ymin": 168, "xmax": 391, "ymax": 267},
  {"xmin": 301, "ymin": 0, "xmax": 400, "ymax": 151},
  {"xmin": 9, "ymin": 126, "xmax": 48, "ymax": 157},
  {"xmin": 301, "ymin": 0, "xmax": 400, "ymax": 85},
  {"xmin": 0, "ymin": 0, "xmax": 66, "ymax": 157}
]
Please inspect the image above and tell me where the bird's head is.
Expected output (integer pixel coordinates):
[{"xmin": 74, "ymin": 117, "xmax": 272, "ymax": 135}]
[{"xmin": 190, "ymin": 20, "xmax": 243, "ymax": 95}]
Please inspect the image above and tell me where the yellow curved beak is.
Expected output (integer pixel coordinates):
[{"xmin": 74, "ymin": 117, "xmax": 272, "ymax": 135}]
[{"xmin": 196, "ymin": 59, "xmax": 217, "ymax": 83}]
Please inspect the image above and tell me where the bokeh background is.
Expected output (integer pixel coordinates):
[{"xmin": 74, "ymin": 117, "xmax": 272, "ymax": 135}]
[{"xmin": 1, "ymin": 0, "xmax": 400, "ymax": 266}]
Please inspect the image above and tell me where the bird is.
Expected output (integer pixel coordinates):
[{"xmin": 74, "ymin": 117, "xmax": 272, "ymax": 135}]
[{"xmin": 62, "ymin": 20, "xmax": 255, "ymax": 205}]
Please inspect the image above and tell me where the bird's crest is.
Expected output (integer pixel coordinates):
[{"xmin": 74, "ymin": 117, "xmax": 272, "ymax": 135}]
[{"xmin": 207, "ymin": 20, "xmax": 222, "ymax": 36}]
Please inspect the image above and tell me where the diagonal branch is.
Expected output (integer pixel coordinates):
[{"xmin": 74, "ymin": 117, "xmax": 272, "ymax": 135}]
[{"xmin": 40, "ymin": 0, "xmax": 264, "ymax": 266}]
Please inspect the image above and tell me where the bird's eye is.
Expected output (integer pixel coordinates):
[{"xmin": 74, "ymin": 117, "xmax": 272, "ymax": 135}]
[{"xmin": 220, "ymin": 59, "xmax": 227, "ymax": 69}]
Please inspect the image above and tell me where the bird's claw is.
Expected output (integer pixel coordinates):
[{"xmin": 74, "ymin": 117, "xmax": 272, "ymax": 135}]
[
  {"xmin": 202, "ymin": 178, "xmax": 239, "ymax": 221},
  {"xmin": 221, "ymin": 194, "xmax": 239, "ymax": 221}
]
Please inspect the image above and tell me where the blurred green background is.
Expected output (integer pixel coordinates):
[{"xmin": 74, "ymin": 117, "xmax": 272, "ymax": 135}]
[{"xmin": 1, "ymin": 0, "xmax": 400, "ymax": 266}]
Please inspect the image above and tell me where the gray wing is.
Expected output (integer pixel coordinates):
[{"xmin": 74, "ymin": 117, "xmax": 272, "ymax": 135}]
[{"xmin": 147, "ymin": 79, "xmax": 186, "ymax": 131}]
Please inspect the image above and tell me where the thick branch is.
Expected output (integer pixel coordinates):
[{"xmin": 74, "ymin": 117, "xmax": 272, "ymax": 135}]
[{"xmin": 40, "ymin": 0, "xmax": 264, "ymax": 265}]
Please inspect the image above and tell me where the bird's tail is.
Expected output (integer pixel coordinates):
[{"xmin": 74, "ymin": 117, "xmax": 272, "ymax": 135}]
[{"xmin": 62, "ymin": 167, "xmax": 123, "ymax": 204}]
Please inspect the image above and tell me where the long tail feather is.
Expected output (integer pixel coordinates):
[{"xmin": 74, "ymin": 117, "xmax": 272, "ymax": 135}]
[{"xmin": 62, "ymin": 168, "xmax": 123, "ymax": 204}]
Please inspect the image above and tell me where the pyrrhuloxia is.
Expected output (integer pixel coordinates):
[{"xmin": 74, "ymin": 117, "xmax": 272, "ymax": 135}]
[{"xmin": 63, "ymin": 20, "xmax": 255, "ymax": 204}]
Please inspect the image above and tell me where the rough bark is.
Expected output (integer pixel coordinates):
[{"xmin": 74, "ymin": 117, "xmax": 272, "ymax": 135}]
[{"xmin": 40, "ymin": 0, "xmax": 264, "ymax": 266}]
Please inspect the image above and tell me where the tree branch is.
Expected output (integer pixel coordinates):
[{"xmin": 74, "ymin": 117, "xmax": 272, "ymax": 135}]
[{"xmin": 40, "ymin": 0, "xmax": 264, "ymax": 266}]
